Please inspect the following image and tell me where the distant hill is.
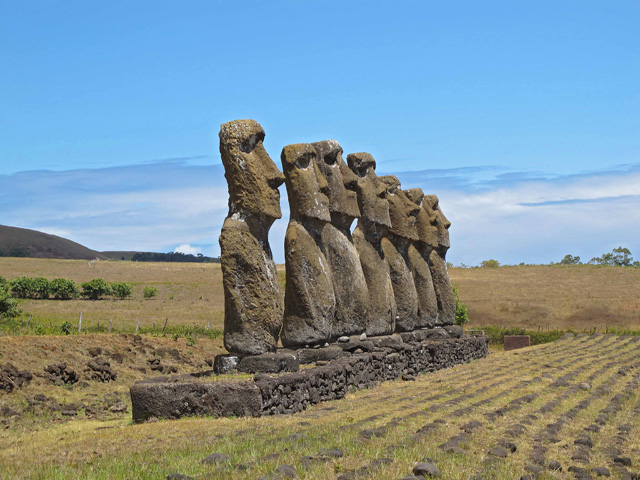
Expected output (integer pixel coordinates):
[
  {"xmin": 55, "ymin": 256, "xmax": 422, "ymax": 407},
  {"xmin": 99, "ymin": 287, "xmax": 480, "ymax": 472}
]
[{"xmin": 0, "ymin": 225, "xmax": 106, "ymax": 260}]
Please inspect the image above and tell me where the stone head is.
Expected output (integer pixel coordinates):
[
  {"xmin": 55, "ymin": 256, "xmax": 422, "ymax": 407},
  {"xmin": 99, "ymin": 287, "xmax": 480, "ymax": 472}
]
[
  {"xmin": 281, "ymin": 143, "xmax": 331, "ymax": 222},
  {"xmin": 378, "ymin": 176, "xmax": 420, "ymax": 241},
  {"xmin": 405, "ymin": 187, "xmax": 437, "ymax": 246},
  {"xmin": 312, "ymin": 140, "xmax": 361, "ymax": 223},
  {"xmin": 219, "ymin": 119, "xmax": 285, "ymax": 221},
  {"xmin": 346, "ymin": 152, "xmax": 391, "ymax": 228},
  {"xmin": 423, "ymin": 194, "xmax": 451, "ymax": 250}
]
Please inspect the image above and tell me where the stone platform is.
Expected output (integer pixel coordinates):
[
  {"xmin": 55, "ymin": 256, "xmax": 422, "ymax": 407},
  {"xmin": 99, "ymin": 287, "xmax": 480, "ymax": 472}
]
[{"xmin": 130, "ymin": 334, "xmax": 488, "ymax": 423}]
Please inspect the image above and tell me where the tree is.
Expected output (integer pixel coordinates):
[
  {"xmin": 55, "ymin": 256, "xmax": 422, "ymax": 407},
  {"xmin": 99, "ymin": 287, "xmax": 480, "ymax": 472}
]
[
  {"xmin": 560, "ymin": 254, "xmax": 581, "ymax": 265},
  {"xmin": 589, "ymin": 247, "xmax": 635, "ymax": 267},
  {"xmin": 480, "ymin": 259, "xmax": 500, "ymax": 268}
]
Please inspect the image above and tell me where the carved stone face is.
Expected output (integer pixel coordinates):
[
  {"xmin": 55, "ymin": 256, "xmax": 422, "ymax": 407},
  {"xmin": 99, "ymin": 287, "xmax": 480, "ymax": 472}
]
[
  {"xmin": 423, "ymin": 194, "xmax": 451, "ymax": 250},
  {"xmin": 346, "ymin": 152, "xmax": 391, "ymax": 228},
  {"xmin": 219, "ymin": 119, "xmax": 285, "ymax": 221},
  {"xmin": 404, "ymin": 187, "xmax": 436, "ymax": 246},
  {"xmin": 378, "ymin": 176, "xmax": 420, "ymax": 241},
  {"xmin": 281, "ymin": 143, "xmax": 331, "ymax": 222},
  {"xmin": 312, "ymin": 140, "xmax": 360, "ymax": 221}
]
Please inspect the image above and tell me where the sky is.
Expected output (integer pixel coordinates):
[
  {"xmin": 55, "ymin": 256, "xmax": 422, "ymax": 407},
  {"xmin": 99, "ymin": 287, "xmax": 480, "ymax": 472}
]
[{"xmin": 1, "ymin": 1, "xmax": 638, "ymax": 265}]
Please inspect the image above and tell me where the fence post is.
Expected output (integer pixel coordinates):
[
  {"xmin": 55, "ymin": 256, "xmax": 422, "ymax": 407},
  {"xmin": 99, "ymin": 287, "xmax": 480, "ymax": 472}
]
[
  {"xmin": 26, "ymin": 315, "xmax": 32, "ymax": 328},
  {"xmin": 207, "ymin": 319, "xmax": 212, "ymax": 330},
  {"xmin": 78, "ymin": 312, "xmax": 82, "ymax": 332},
  {"xmin": 108, "ymin": 318, "xmax": 112, "ymax": 333},
  {"xmin": 163, "ymin": 318, "xmax": 168, "ymax": 332},
  {"xmin": 136, "ymin": 318, "xmax": 141, "ymax": 333}
]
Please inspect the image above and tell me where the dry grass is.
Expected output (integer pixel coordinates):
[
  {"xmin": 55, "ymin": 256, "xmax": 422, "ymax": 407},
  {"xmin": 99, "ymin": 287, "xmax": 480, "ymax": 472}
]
[
  {"xmin": 1, "ymin": 335, "xmax": 639, "ymax": 479},
  {"xmin": 2, "ymin": 259, "xmax": 639, "ymax": 332},
  {"xmin": 450, "ymin": 265, "xmax": 640, "ymax": 330}
]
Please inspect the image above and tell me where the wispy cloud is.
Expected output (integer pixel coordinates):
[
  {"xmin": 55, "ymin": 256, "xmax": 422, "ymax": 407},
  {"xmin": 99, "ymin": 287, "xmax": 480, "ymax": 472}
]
[{"xmin": 1, "ymin": 160, "xmax": 638, "ymax": 265}]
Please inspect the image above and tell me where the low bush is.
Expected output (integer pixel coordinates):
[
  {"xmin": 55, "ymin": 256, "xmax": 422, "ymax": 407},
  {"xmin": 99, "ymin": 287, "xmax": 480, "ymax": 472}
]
[
  {"xmin": 453, "ymin": 284, "xmax": 469, "ymax": 326},
  {"xmin": 0, "ymin": 276, "xmax": 9, "ymax": 293},
  {"xmin": 50, "ymin": 278, "xmax": 79, "ymax": 300},
  {"xmin": 10, "ymin": 277, "xmax": 34, "ymax": 299},
  {"xmin": 0, "ymin": 290, "xmax": 21, "ymax": 319},
  {"xmin": 81, "ymin": 278, "xmax": 111, "ymax": 300},
  {"xmin": 110, "ymin": 282, "xmax": 133, "ymax": 299},
  {"xmin": 143, "ymin": 286, "xmax": 158, "ymax": 299}
]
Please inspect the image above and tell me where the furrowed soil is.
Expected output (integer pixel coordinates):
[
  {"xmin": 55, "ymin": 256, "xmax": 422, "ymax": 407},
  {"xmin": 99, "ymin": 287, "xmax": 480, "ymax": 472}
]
[
  {"xmin": 1, "ymin": 258, "xmax": 638, "ymax": 331},
  {"xmin": 1, "ymin": 334, "xmax": 640, "ymax": 479}
]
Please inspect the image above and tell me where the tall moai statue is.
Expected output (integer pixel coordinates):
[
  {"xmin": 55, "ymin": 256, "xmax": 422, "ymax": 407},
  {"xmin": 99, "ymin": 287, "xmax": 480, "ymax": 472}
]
[
  {"xmin": 312, "ymin": 140, "xmax": 369, "ymax": 338},
  {"xmin": 218, "ymin": 120, "xmax": 286, "ymax": 355},
  {"xmin": 281, "ymin": 143, "xmax": 336, "ymax": 347},
  {"xmin": 347, "ymin": 153, "xmax": 397, "ymax": 336},
  {"xmin": 378, "ymin": 176, "xmax": 421, "ymax": 332},
  {"xmin": 405, "ymin": 188, "xmax": 439, "ymax": 328},
  {"xmin": 423, "ymin": 194, "xmax": 455, "ymax": 326}
]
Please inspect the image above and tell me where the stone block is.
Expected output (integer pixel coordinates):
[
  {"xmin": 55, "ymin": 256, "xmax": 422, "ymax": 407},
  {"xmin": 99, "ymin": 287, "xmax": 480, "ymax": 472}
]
[
  {"xmin": 504, "ymin": 335, "xmax": 531, "ymax": 351},
  {"xmin": 297, "ymin": 346, "xmax": 346, "ymax": 364},
  {"xmin": 130, "ymin": 380, "xmax": 262, "ymax": 423},
  {"xmin": 213, "ymin": 354, "xmax": 240, "ymax": 374},
  {"xmin": 237, "ymin": 352, "xmax": 299, "ymax": 374}
]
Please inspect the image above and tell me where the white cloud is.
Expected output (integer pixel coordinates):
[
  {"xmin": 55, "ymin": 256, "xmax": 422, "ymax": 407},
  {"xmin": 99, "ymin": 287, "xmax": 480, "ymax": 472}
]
[
  {"xmin": 1, "ymin": 160, "xmax": 638, "ymax": 267},
  {"xmin": 174, "ymin": 244, "xmax": 201, "ymax": 255}
]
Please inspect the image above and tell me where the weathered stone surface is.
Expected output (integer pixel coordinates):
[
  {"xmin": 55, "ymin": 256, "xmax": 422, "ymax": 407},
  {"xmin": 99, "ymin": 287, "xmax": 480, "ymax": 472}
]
[
  {"xmin": 369, "ymin": 335, "xmax": 404, "ymax": 349},
  {"xmin": 281, "ymin": 143, "xmax": 335, "ymax": 347},
  {"xmin": 213, "ymin": 354, "xmax": 240, "ymax": 374},
  {"xmin": 297, "ymin": 346, "xmax": 346, "ymax": 364},
  {"xmin": 444, "ymin": 325, "xmax": 463, "ymax": 338},
  {"xmin": 130, "ymin": 380, "xmax": 262, "ymax": 422},
  {"xmin": 131, "ymin": 335, "xmax": 489, "ymax": 421},
  {"xmin": 504, "ymin": 335, "xmax": 531, "ymax": 351},
  {"xmin": 405, "ymin": 188, "xmax": 439, "ymax": 328},
  {"xmin": 347, "ymin": 152, "xmax": 396, "ymax": 335},
  {"xmin": 379, "ymin": 175, "xmax": 420, "ymax": 332},
  {"xmin": 422, "ymin": 195, "xmax": 455, "ymax": 326},
  {"xmin": 219, "ymin": 119, "xmax": 285, "ymax": 355},
  {"xmin": 236, "ymin": 352, "xmax": 299, "ymax": 374}
]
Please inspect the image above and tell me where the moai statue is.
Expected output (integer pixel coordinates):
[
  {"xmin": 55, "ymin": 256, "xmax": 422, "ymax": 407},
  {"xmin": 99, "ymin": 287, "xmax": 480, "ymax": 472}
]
[
  {"xmin": 347, "ymin": 153, "xmax": 397, "ymax": 336},
  {"xmin": 378, "ymin": 176, "xmax": 421, "ymax": 332},
  {"xmin": 405, "ymin": 188, "xmax": 439, "ymax": 328},
  {"xmin": 281, "ymin": 143, "xmax": 336, "ymax": 347},
  {"xmin": 423, "ymin": 194, "xmax": 455, "ymax": 326},
  {"xmin": 312, "ymin": 140, "xmax": 369, "ymax": 338},
  {"xmin": 218, "ymin": 119, "xmax": 286, "ymax": 355}
]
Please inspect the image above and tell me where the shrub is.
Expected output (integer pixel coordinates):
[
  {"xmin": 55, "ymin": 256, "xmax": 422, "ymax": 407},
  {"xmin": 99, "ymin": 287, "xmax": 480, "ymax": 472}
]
[
  {"xmin": 50, "ymin": 278, "xmax": 79, "ymax": 300},
  {"xmin": 453, "ymin": 284, "xmax": 469, "ymax": 326},
  {"xmin": 10, "ymin": 277, "xmax": 34, "ymax": 299},
  {"xmin": 60, "ymin": 321, "xmax": 72, "ymax": 335},
  {"xmin": 143, "ymin": 287, "xmax": 158, "ymax": 299},
  {"xmin": 0, "ymin": 276, "xmax": 8, "ymax": 293},
  {"xmin": 111, "ymin": 282, "xmax": 133, "ymax": 299},
  {"xmin": 0, "ymin": 290, "xmax": 21, "ymax": 319},
  {"xmin": 81, "ymin": 278, "xmax": 111, "ymax": 300},
  {"xmin": 480, "ymin": 259, "xmax": 500, "ymax": 268},
  {"xmin": 31, "ymin": 277, "xmax": 51, "ymax": 299}
]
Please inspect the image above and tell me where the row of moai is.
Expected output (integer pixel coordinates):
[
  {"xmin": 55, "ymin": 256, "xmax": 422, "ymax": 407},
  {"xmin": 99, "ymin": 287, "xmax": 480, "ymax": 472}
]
[{"xmin": 219, "ymin": 119, "xmax": 455, "ymax": 356}]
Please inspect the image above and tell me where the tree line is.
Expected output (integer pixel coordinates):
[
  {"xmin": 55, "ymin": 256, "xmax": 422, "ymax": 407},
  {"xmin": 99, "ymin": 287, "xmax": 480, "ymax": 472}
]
[{"xmin": 131, "ymin": 251, "xmax": 220, "ymax": 263}]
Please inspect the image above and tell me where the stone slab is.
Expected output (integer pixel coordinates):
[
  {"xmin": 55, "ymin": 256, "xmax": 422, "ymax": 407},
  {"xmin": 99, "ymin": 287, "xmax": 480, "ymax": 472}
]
[
  {"xmin": 504, "ymin": 335, "xmax": 531, "ymax": 351},
  {"xmin": 236, "ymin": 352, "xmax": 299, "ymax": 374}
]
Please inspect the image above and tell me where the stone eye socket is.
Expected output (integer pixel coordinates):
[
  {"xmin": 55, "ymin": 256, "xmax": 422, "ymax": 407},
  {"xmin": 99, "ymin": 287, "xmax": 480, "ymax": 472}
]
[
  {"xmin": 324, "ymin": 152, "xmax": 338, "ymax": 166},
  {"xmin": 295, "ymin": 154, "xmax": 311, "ymax": 169},
  {"xmin": 355, "ymin": 166, "xmax": 368, "ymax": 177}
]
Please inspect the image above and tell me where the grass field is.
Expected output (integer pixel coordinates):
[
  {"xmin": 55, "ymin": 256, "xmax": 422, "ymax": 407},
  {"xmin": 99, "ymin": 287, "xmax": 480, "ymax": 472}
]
[
  {"xmin": 2, "ymin": 258, "xmax": 639, "ymax": 333},
  {"xmin": 2, "ymin": 334, "xmax": 640, "ymax": 479},
  {"xmin": 2, "ymin": 258, "xmax": 640, "ymax": 479}
]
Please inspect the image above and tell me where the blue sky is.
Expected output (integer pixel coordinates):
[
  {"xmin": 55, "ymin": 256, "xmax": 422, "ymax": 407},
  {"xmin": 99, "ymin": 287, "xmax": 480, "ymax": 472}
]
[{"xmin": 1, "ymin": 1, "xmax": 638, "ymax": 265}]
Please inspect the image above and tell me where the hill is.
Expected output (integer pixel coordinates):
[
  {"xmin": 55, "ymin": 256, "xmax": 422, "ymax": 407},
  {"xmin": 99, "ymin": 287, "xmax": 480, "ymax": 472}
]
[{"xmin": 0, "ymin": 225, "xmax": 105, "ymax": 260}]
